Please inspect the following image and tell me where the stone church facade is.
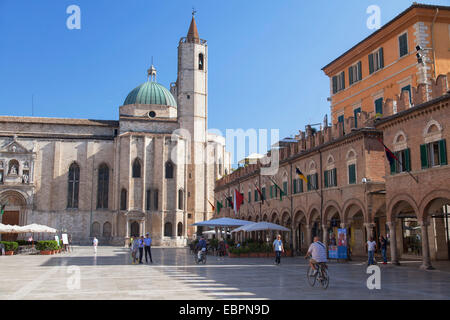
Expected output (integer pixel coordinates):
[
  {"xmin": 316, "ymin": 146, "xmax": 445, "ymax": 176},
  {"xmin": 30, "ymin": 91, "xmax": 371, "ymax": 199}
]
[{"xmin": 0, "ymin": 16, "xmax": 230, "ymax": 246}]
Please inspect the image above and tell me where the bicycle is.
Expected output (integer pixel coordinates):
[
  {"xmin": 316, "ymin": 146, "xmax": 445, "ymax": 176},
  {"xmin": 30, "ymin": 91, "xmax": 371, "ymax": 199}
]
[
  {"xmin": 194, "ymin": 249, "xmax": 207, "ymax": 264},
  {"xmin": 306, "ymin": 257, "xmax": 329, "ymax": 289}
]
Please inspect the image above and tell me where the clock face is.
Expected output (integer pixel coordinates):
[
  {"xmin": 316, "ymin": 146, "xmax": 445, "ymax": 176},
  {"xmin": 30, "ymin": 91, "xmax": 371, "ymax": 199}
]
[{"xmin": 148, "ymin": 111, "xmax": 156, "ymax": 118}]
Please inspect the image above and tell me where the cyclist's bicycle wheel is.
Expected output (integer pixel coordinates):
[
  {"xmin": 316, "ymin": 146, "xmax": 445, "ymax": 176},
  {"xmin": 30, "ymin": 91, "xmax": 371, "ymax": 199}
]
[
  {"xmin": 306, "ymin": 266, "xmax": 317, "ymax": 287},
  {"xmin": 319, "ymin": 267, "xmax": 329, "ymax": 289}
]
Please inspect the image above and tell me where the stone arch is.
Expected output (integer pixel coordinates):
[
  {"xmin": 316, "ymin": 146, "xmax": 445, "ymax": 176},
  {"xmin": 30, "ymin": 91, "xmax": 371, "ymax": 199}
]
[
  {"xmin": 281, "ymin": 211, "xmax": 290, "ymax": 226},
  {"xmin": 102, "ymin": 222, "xmax": 112, "ymax": 237},
  {"xmin": 393, "ymin": 130, "xmax": 407, "ymax": 144},
  {"xmin": 294, "ymin": 209, "xmax": 307, "ymax": 225},
  {"xmin": 177, "ymin": 222, "xmax": 183, "ymax": 237},
  {"xmin": 306, "ymin": 205, "xmax": 321, "ymax": 225},
  {"xmin": 262, "ymin": 213, "xmax": 268, "ymax": 222},
  {"xmin": 342, "ymin": 198, "xmax": 367, "ymax": 224},
  {"xmin": 419, "ymin": 189, "xmax": 450, "ymax": 222},
  {"xmin": 387, "ymin": 193, "xmax": 419, "ymax": 221},
  {"xmin": 0, "ymin": 189, "xmax": 29, "ymax": 240},
  {"xmin": 323, "ymin": 200, "xmax": 342, "ymax": 224},
  {"xmin": 270, "ymin": 209, "xmax": 279, "ymax": 223},
  {"xmin": 326, "ymin": 154, "xmax": 335, "ymax": 166},
  {"xmin": 423, "ymin": 119, "xmax": 442, "ymax": 136},
  {"xmin": 308, "ymin": 160, "xmax": 317, "ymax": 173},
  {"xmin": 346, "ymin": 148, "xmax": 357, "ymax": 160}
]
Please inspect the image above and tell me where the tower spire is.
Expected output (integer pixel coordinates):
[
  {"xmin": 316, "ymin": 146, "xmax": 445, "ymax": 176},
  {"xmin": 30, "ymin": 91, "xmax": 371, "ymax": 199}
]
[{"xmin": 187, "ymin": 10, "xmax": 199, "ymax": 43}]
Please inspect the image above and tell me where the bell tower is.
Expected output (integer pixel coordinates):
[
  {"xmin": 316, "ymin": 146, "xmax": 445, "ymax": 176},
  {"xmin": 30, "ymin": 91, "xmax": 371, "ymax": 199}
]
[{"xmin": 175, "ymin": 12, "xmax": 208, "ymax": 235}]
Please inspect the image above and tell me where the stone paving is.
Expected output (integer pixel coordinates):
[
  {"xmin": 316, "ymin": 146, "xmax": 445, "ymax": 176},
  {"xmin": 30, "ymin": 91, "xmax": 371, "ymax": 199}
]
[{"xmin": 0, "ymin": 246, "xmax": 449, "ymax": 300}]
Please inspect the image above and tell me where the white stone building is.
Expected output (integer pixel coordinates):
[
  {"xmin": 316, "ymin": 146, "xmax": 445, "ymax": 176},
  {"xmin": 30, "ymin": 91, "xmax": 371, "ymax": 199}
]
[{"xmin": 0, "ymin": 16, "xmax": 230, "ymax": 246}]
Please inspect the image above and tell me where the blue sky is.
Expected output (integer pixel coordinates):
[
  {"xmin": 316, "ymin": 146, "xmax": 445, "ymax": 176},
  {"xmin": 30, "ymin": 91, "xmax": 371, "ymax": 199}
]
[{"xmin": 1, "ymin": 0, "xmax": 448, "ymax": 163}]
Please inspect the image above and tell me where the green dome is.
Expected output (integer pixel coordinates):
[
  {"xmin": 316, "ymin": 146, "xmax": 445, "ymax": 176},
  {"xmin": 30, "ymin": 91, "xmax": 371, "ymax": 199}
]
[{"xmin": 124, "ymin": 81, "xmax": 177, "ymax": 107}]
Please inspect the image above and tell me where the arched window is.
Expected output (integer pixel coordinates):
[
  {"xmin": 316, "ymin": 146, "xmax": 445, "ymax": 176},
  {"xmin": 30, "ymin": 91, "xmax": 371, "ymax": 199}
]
[
  {"xmin": 92, "ymin": 222, "xmax": 100, "ymax": 237},
  {"xmin": 120, "ymin": 189, "xmax": 127, "ymax": 210},
  {"xmin": 67, "ymin": 163, "xmax": 80, "ymax": 209},
  {"xmin": 164, "ymin": 222, "xmax": 173, "ymax": 237},
  {"xmin": 132, "ymin": 158, "xmax": 141, "ymax": 178},
  {"xmin": 97, "ymin": 164, "xmax": 109, "ymax": 209},
  {"xmin": 178, "ymin": 189, "xmax": 184, "ymax": 210},
  {"xmin": 165, "ymin": 161, "xmax": 174, "ymax": 179},
  {"xmin": 177, "ymin": 222, "xmax": 183, "ymax": 237},
  {"xmin": 198, "ymin": 53, "xmax": 204, "ymax": 70},
  {"xmin": 103, "ymin": 222, "xmax": 112, "ymax": 237}
]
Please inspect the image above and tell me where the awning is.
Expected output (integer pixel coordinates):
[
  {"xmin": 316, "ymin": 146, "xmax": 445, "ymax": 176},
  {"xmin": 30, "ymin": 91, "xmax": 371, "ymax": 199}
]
[
  {"xmin": 231, "ymin": 221, "xmax": 291, "ymax": 233},
  {"xmin": 0, "ymin": 223, "xmax": 57, "ymax": 234},
  {"xmin": 191, "ymin": 217, "xmax": 254, "ymax": 228}
]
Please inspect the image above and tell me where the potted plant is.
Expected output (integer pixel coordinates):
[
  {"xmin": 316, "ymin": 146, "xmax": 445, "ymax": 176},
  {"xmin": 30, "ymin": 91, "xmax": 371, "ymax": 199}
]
[
  {"xmin": 1, "ymin": 241, "xmax": 18, "ymax": 255},
  {"xmin": 36, "ymin": 240, "xmax": 59, "ymax": 255},
  {"xmin": 229, "ymin": 247, "xmax": 239, "ymax": 258}
]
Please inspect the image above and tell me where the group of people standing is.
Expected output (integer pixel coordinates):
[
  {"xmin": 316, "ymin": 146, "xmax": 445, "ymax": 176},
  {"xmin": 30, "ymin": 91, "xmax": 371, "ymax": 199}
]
[{"xmin": 130, "ymin": 233, "xmax": 153, "ymax": 264}]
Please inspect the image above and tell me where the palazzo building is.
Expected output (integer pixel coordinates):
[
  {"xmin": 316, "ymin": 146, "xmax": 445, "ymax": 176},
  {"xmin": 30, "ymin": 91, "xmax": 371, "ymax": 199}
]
[{"xmin": 0, "ymin": 16, "xmax": 230, "ymax": 246}]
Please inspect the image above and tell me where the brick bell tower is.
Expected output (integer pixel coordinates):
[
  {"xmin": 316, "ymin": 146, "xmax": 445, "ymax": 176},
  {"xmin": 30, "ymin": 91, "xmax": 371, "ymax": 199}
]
[{"xmin": 172, "ymin": 12, "xmax": 208, "ymax": 237}]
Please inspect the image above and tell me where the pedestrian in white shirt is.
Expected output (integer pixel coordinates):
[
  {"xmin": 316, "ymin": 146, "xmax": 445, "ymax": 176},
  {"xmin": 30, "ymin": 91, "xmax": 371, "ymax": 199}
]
[
  {"xmin": 93, "ymin": 237, "xmax": 98, "ymax": 254},
  {"xmin": 366, "ymin": 237, "xmax": 377, "ymax": 265},
  {"xmin": 305, "ymin": 236, "xmax": 328, "ymax": 271}
]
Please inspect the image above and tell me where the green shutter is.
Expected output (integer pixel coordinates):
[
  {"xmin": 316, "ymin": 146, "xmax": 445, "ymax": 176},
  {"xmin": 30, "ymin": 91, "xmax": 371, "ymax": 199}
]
[
  {"xmin": 248, "ymin": 191, "xmax": 251, "ymax": 203},
  {"xmin": 254, "ymin": 190, "xmax": 258, "ymax": 202},
  {"xmin": 379, "ymin": 47, "xmax": 384, "ymax": 68},
  {"xmin": 332, "ymin": 76, "xmax": 337, "ymax": 94},
  {"xmin": 270, "ymin": 185, "xmax": 273, "ymax": 198},
  {"xmin": 324, "ymin": 170, "xmax": 329, "ymax": 188},
  {"xmin": 341, "ymin": 72, "xmax": 345, "ymax": 90},
  {"xmin": 405, "ymin": 148, "xmax": 411, "ymax": 171},
  {"xmin": 307, "ymin": 175, "xmax": 311, "ymax": 191},
  {"xmin": 283, "ymin": 181, "xmax": 288, "ymax": 195},
  {"xmin": 369, "ymin": 53, "xmax": 374, "ymax": 74},
  {"xmin": 333, "ymin": 168, "xmax": 337, "ymax": 186},
  {"xmin": 293, "ymin": 179, "xmax": 297, "ymax": 194},
  {"xmin": 375, "ymin": 98, "xmax": 383, "ymax": 115},
  {"xmin": 262, "ymin": 187, "xmax": 266, "ymax": 200},
  {"xmin": 358, "ymin": 61, "xmax": 362, "ymax": 81},
  {"xmin": 349, "ymin": 66, "xmax": 353, "ymax": 85},
  {"xmin": 315, "ymin": 173, "xmax": 318, "ymax": 190},
  {"xmin": 349, "ymin": 164, "xmax": 356, "ymax": 184},
  {"xmin": 439, "ymin": 139, "xmax": 447, "ymax": 165},
  {"xmin": 420, "ymin": 144, "xmax": 429, "ymax": 169},
  {"xmin": 299, "ymin": 179, "xmax": 303, "ymax": 193}
]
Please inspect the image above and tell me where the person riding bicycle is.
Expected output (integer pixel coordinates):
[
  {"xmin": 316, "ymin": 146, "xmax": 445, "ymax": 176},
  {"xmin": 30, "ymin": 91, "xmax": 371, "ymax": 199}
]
[
  {"xmin": 305, "ymin": 236, "xmax": 328, "ymax": 276},
  {"xmin": 196, "ymin": 236, "xmax": 207, "ymax": 262}
]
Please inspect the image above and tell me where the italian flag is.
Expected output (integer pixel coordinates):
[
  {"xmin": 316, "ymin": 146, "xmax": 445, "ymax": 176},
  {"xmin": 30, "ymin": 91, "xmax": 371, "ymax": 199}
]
[{"xmin": 233, "ymin": 189, "xmax": 244, "ymax": 215}]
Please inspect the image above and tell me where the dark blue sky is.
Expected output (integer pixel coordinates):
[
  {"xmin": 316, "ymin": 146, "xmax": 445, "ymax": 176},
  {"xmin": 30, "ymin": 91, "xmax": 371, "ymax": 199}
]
[{"xmin": 1, "ymin": 0, "xmax": 448, "ymax": 161}]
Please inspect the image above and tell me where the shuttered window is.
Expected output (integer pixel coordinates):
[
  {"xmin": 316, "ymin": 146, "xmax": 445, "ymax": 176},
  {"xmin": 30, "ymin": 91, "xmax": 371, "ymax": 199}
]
[
  {"xmin": 348, "ymin": 164, "xmax": 356, "ymax": 184},
  {"xmin": 332, "ymin": 71, "xmax": 345, "ymax": 94},
  {"xmin": 369, "ymin": 47, "xmax": 384, "ymax": 74},
  {"xmin": 375, "ymin": 97, "xmax": 383, "ymax": 115},
  {"xmin": 399, "ymin": 33, "xmax": 408, "ymax": 57},
  {"xmin": 392, "ymin": 148, "xmax": 411, "ymax": 174},
  {"xmin": 349, "ymin": 61, "xmax": 362, "ymax": 85},
  {"xmin": 421, "ymin": 139, "xmax": 448, "ymax": 168}
]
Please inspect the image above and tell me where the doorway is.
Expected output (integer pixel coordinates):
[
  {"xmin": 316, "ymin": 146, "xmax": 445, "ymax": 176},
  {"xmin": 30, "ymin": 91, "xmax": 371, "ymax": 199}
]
[{"xmin": 1, "ymin": 211, "xmax": 19, "ymax": 241}]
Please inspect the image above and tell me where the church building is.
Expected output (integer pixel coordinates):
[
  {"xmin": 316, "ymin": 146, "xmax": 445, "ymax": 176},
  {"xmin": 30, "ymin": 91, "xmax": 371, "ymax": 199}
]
[{"xmin": 0, "ymin": 15, "xmax": 230, "ymax": 246}]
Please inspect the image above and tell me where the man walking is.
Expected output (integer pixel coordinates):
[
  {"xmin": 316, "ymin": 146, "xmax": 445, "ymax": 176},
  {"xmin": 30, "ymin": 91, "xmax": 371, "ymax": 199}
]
[
  {"xmin": 144, "ymin": 233, "xmax": 153, "ymax": 263},
  {"xmin": 272, "ymin": 234, "xmax": 284, "ymax": 265},
  {"xmin": 93, "ymin": 237, "xmax": 98, "ymax": 254},
  {"xmin": 138, "ymin": 236, "xmax": 145, "ymax": 264},
  {"xmin": 366, "ymin": 236, "xmax": 377, "ymax": 266}
]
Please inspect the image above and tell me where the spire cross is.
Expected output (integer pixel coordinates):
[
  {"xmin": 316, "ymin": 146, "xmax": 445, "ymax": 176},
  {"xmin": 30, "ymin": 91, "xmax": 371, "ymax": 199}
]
[{"xmin": 192, "ymin": 7, "xmax": 197, "ymax": 17}]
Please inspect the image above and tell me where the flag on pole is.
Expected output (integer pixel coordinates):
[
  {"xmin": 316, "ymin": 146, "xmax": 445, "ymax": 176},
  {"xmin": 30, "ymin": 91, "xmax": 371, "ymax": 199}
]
[
  {"xmin": 216, "ymin": 200, "xmax": 223, "ymax": 214},
  {"xmin": 208, "ymin": 200, "xmax": 215, "ymax": 212},
  {"xmin": 254, "ymin": 183, "xmax": 265, "ymax": 204},
  {"xmin": 233, "ymin": 189, "xmax": 244, "ymax": 215},
  {"xmin": 268, "ymin": 177, "xmax": 284, "ymax": 201},
  {"xmin": 226, "ymin": 196, "xmax": 234, "ymax": 208},
  {"xmin": 377, "ymin": 138, "xmax": 399, "ymax": 167},
  {"xmin": 295, "ymin": 167, "xmax": 308, "ymax": 184}
]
